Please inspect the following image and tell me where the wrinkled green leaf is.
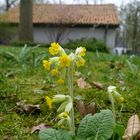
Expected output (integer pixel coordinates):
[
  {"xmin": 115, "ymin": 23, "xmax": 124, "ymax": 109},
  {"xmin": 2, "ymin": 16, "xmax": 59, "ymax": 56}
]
[
  {"xmin": 38, "ymin": 128, "xmax": 73, "ymax": 140},
  {"xmin": 77, "ymin": 109, "xmax": 115, "ymax": 140}
]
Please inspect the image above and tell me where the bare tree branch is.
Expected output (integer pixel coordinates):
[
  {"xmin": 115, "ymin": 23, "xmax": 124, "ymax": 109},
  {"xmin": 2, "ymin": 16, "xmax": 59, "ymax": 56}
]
[{"xmin": 5, "ymin": 0, "xmax": 19, "ymax": 11}]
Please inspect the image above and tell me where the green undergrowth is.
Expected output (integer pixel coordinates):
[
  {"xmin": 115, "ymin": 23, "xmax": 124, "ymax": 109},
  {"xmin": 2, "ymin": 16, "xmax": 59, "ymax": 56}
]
[{"xmin": 0, "ymin": 46, "xmax": 140, "ymax": 139}]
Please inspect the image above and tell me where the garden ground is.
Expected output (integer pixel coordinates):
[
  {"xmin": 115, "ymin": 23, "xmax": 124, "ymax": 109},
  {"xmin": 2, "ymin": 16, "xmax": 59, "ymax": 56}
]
[{"xmin": 0, "ymin": 46, "xmax": 140, "ymax": 139}]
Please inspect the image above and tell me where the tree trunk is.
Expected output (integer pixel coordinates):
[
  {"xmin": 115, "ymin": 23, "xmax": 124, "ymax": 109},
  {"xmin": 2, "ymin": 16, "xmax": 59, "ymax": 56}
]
[
  {"xmin": 19, "ymin": 0, "xmax": 33, "ymax": 42},
  {"xmin": 5, "ymin": 0, "xmax": 10, "ymax": 11}
]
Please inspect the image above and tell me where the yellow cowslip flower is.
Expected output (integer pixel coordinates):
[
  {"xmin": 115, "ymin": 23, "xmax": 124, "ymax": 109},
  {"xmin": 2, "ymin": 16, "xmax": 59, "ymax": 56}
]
[
  {"xmin": 51, "ymin": 69, "xmax": 59, "ymax": 76},
  {"xmin": 49, "ymin": 42, "xmax": 60, "ymax": 55},
  {"xmin": 58, "ymin": 112, "xmax": 69, "ymax": 119},
  {"xmin": 57, "ymin": 112, "xmax": 71, "ymax": 126},
  {"xmin": 119, "ymin": 96, "xmax": 125, "ymax": 103},
  {"xmin": 76, "ymin": 47, "xmax": 86, "ymax": 56},
  {"xmin": 45, "ymin": 96, "xmax": 52, "ymax": 109},
  {"xmin": 80, "ymin": 47, "xmax": 86, "ymax": 56},
  {"xmin": 42, "ymin": 60, "xmax": 51, "ymax": 70},
  {"xmin": 57, "ymin": 78, "xmax": 64, "ymax": 84},
  {"xmin": 59, "ymin": 54, "xmax": 71, "ymax": 67},
  {"xmin": 76, "ymin": 59, "xmax": 85, "ymax": 67}
]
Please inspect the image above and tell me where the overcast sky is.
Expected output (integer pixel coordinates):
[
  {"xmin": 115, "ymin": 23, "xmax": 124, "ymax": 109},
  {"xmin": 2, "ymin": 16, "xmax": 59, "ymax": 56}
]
[
  {"xmin": 67, "ymin": 0, "xmax": 133, "ymax": 6},
  {"xmin": 0, "ymin": 0, "xmax": 136, "ymax": 7}
]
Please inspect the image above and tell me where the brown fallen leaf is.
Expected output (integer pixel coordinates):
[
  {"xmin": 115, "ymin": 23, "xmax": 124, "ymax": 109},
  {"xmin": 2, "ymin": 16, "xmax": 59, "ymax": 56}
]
[
  {"xmin": 123, "ymin": 115, "xmax": 140, "ymax": 140},
  {"xmin": 15, "ymin": 100, "xmax": 40, "ymax": 114},
  {"xmin": 76, "ymin": 101, "xmax": 96, "ymax": 117},
  {"xmin": 16, "ymin": 100, "xmax": 26, "ymax": 107},
  {"xmin": 86, "ymin": 102, "xmax": 96, "ymax": 115},
  {"xmin": 23, "ymin": 104, "xmax": 40, "ymax": 113},
  {"xmin": 76, "ymin": 100, "xmax": 86, "ymax": 116},
  {"xmin": 92, "ymin": 81, "xmax": 104, "ymax": 90},
  {"xmin": 31, "ymin": 123, "xmax": 51, "ymax": 134},
  {"xmin": 77, "ymin": 78, "xmax": 91, "ymax": 89},
  {"xmin": 138, "ymin": 133, "xmax": 140, "ymax": 140}
]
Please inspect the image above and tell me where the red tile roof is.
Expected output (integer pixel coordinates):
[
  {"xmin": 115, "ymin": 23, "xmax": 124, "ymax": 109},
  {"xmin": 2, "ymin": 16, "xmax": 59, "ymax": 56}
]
[{"xmin": 6, "ymin": 4, "xmax": 119, "ymax": 26}]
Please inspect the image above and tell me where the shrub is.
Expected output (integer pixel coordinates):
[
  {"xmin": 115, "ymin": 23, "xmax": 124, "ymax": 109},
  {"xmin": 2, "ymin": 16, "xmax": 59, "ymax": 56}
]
[
  {"xmin": 0, "ymin": 23, "xmax": 17, "ymax": 45},
  {"xmin": 11, "ymin": 41, "xmax": 36, "ymax": 47},
  {"xmin": 11, "ymin": 38, "xmax": 109, "ymax": 53},
  {"xmin": 11, "ymin": 41, "xmax": 50, "ymax": 48},
  {"xmin": 63, "ymin": 38, "xmax": 109, "ymax": 52}
]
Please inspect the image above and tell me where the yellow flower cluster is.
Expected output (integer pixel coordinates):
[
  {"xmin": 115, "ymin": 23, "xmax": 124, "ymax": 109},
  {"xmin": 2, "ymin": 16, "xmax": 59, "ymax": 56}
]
[
  {"xmin": 49, "ymin": 42, "xmax": 60, "ymax": 55},
  {"xmin": 59, "ymin": 54, "xmax": 71, "ymax": 67},
  {"xmin": 76, "ymin": 47, "xmax": 86, "ymax": 57},
  {"xmin": 80, "ymin": 47, "xmax": 86, "ymax": 56},
  {"xmin": 45, "ymin": 94, "xmax": 72, "ymax": 126},
  {"xmin": 42, "ymin": 42, "xmax": 86, "ymax": 84},
  {"xmin": 43, "ymin": 43, "xmax": 87, "ymax": 129}
]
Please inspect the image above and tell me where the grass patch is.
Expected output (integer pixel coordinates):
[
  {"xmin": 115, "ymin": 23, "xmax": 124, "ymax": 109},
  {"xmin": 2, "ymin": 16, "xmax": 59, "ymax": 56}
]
[{"xmin": 0, "ymin": 45, "xmax": 140, "ymax": 139}]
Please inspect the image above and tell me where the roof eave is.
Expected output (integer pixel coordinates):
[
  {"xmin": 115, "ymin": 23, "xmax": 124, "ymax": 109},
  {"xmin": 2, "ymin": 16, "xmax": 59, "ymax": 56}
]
[{"xmin": 8, "ymin": 22, "xmax": 119, "ymax": 28}]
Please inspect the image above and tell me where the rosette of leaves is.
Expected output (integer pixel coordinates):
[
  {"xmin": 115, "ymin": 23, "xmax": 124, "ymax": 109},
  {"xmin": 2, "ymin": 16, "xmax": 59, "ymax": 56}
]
[
  {"xmin": 39, "ymin": 109, "xmax": 115, "ymax": 140},
  {"xmin": 39, "ymin": 129, "xmax": 73, "ymax": 140},
  {"xmin": 77, "ymin": 109, "xmax": 115, "ymax": 140}
]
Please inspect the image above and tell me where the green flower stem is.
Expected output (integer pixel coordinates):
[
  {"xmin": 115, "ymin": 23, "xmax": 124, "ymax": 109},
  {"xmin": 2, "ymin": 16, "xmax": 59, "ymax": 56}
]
[
  {"xmin": 109, "ymin": 93, "xmax": 116, "ymax": 140},
  {"xmin": 68, "ymin": 62, "xmax": 75, "ymax": 135}
]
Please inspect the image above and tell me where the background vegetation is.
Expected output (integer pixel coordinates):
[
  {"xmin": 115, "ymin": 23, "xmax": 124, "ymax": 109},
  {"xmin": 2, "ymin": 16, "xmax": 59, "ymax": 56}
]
[{"xmin": 11, "ymin": 38, "xmax": 109, "ymax": 53}]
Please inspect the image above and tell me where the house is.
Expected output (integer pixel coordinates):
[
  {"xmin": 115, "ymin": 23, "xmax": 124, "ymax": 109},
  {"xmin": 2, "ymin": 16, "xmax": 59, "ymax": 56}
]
[
  {"xmin": 114, "ymin": 39, "xmax": 127, "ymax": 55},
  {"xmin": 5, "ymin": 4, "xmax": 119, "ymax": 51}
]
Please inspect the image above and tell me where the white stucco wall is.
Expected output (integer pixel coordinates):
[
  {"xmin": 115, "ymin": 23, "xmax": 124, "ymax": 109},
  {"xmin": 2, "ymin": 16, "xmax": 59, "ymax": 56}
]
[{"xmin": 33, "ymin": 26, "xmax": 117, "ymax": 50}]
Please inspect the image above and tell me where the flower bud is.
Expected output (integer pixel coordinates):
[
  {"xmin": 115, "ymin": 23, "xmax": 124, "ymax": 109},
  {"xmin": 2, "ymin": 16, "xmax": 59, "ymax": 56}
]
[
  {"xmin": 65, "ymin": 102, "xmax": 73, "ymax": 113},
  {"xmin": 108, "ymin": 85, "xmax": 124, "ymax": 103},
  {"xmin": 53, "ymin": 94, "xmax": 67, "ymax": 102},
  {"xmin": 108, "ymin": 86, "xmax": 116, "ymax": 94}
]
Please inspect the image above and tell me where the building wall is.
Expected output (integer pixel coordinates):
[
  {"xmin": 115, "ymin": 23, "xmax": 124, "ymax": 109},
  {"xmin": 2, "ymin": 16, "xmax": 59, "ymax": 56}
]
[{"xmin": 33, "ymin": 26, "xmax": 117, "ymax": 50}]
